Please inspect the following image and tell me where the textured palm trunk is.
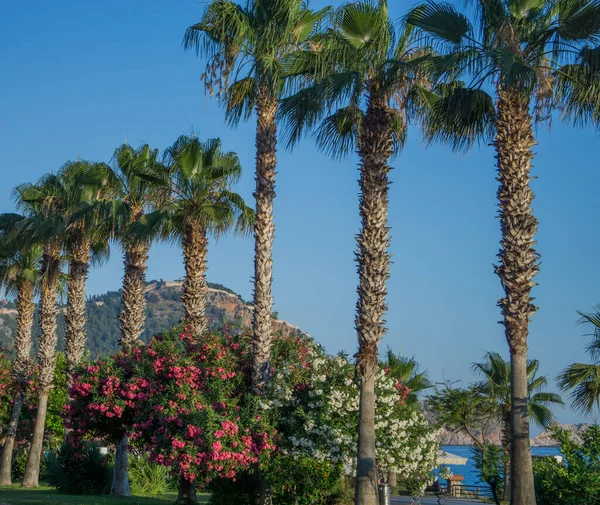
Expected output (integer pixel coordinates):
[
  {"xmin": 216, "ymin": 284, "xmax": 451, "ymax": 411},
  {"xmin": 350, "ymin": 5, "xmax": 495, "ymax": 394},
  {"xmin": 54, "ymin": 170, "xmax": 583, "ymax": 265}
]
[
  {"xmin": 0, "ymin": 279, "xmax": 35, "ymax": 485},
  {"xmin": 65, "ymin": 229, "xmax": 91, "ymax": 385},
  {"xmin": 494, "ymin": 89, "xmax": 538, "ymax": 505},
  {"xmin": 251, "ymin": 94, "xmax": 278, "ymax": 394},
  {"xmin": 22, "ymin": 243, "xmax": 61, "ymax": 488},
  {"xmin": 354, "ymin": 87, "xmax": 394, "ymax": 505},
  {"xmin": 181, "ymin": 218, "xmax": 209, "ymax": 334},
  {"xmin": 113, "ymin": 213, "xmax": 149, "ymax": 497},
  {"xmin": 118, "ymin": 239, "xmax": 150, "ymax": 353}
]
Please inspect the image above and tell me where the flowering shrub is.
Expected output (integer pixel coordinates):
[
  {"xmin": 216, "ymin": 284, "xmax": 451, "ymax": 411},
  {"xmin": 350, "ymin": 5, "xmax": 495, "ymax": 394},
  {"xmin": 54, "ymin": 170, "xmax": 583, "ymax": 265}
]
[
  {"xmin": 68, "ymin": 326, "xmax": 275, "ymax": 487},
  {"xmin": 0, "ymin": 350, "xmax": 12, "ymax": 434},
  {"xmin": 267, "ymin": 342, "xmax": 438, "ymax": 490}
]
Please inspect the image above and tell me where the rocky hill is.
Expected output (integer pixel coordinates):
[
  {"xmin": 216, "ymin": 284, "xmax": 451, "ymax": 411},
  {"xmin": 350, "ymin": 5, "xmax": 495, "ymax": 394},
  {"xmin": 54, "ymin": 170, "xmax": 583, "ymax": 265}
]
[
  {"xmin": 0, "ymin": 280, "xmax": 305, "ymax": 359},
  {"xmin": 532, "ymin": 423, "xmax": 590, "ymax": 447},
  {"xmin": 434, "ymin": 421, "xmax": 590, "ymax": 447}
]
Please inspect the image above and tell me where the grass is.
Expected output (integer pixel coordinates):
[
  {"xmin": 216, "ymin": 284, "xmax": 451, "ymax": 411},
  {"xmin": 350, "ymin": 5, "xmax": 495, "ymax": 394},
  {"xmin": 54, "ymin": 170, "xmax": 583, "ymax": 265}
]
[{"xmin": 0, "ymin": 486, "xmax": 209, "ymax": 505}]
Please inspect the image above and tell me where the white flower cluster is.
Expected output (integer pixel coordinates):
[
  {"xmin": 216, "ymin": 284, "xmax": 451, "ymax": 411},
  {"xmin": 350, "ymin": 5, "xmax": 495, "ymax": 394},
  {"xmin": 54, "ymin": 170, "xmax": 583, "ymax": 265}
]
[{"xmin": 267, "ymin": 343, "xmax": 439, "ymax": 486}]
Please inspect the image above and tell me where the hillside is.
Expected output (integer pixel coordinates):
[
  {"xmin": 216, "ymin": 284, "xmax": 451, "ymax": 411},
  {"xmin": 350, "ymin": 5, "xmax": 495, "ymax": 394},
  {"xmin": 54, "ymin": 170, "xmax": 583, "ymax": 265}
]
[{"xmin": 0, "ymin": 280, "xmax": 304, "ymax": 359}]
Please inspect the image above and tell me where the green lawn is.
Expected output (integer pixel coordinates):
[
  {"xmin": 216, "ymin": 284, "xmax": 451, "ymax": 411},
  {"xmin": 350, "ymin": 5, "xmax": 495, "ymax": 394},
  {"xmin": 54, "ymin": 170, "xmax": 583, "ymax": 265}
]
[{"xmin": 0, "ymin": 486, "xmax": 209, "ymax": 505}]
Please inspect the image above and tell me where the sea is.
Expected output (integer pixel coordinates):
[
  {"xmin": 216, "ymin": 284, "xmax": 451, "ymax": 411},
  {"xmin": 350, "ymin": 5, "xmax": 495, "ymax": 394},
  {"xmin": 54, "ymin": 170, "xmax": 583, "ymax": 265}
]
[{"xmin": 438, "ymin": 445, "xmax": 562, "ymax": 487}]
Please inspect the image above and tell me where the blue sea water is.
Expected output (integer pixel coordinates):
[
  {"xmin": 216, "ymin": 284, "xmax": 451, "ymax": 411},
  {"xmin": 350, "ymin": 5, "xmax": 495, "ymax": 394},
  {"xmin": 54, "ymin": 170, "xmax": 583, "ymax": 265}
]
[{"xmin": 439, "ymin": 445, "xmax": 562, "ymax": 487}]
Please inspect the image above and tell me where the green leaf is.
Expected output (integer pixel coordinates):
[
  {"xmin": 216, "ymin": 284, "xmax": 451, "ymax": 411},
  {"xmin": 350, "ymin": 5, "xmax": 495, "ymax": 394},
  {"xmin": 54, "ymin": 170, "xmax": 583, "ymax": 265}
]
[
  {"xmin": 407, "ymin": 2, "xmax": 472, "ymax": 44},
  {"xmin": 494, "ymin": 48, "xmax": 536, "ymax": 88},
  {"xmin": 557, "ymin": 0, "xmax": 600, "ymax": 41},
  {"xmin": 508, "ymin": 0, "xmax": 546, "ymax": 19}
]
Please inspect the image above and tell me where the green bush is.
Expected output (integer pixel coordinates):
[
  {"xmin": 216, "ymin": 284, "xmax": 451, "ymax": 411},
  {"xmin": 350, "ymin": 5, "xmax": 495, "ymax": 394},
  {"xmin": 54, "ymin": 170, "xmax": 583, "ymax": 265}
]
[
  {"xmin": 11, "ymin": 447, "xmax": 47, "ymax": 482},
  {"xmin": 534, "ymin": 425, "xmax": 600, "ymax": 505},
  {"xmin": 46, "ymin": 442, "xmax": 113, "ymax": 494},
  {"xmin": 129, "ymin": 454, "xmax": 176, "ymax": 495},
  {"xmin": 209, "ymin": 456, "xmax": 349, "ymax": 505}
]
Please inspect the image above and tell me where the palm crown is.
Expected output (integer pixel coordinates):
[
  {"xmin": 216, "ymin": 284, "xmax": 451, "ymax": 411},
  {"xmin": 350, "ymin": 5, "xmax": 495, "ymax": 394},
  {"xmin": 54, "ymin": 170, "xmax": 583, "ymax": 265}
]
[
  {"xmin": 135, "ymin": 136, "xmax": 254, "ymax": 241},
  {"xmin": 472, "ymin": 351, "xmax": 563, "ymax": 429},
  {"xmin": 407, "ymin": 0, "xmax": 600, "ymax": 148},
  {"xmin": 279, "ymin": 0, "xmax": 427, "ymax": 157},
  {"xmin": 184, "ymin": 0, "xmax": 328, "ymax": 117},
  {"xmin": 558, "ymin": 309, "xmax": 600, "ymax": 414}
]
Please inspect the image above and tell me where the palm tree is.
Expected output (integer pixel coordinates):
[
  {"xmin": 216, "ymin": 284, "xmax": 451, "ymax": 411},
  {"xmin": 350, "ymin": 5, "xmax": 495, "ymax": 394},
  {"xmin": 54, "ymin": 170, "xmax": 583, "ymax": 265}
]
[
  {"xmin": 132, "ymin": 136, "xmax": 252, "ymax": 503},
  {"xmin": 406, "ymin": 2, "xmax": 600, "ymax": 502},
  {"xmin": 75, "ymin": 144, "xmax": 166, "ymax": 496},
  {"xmin": 558, "ymin": 308, "xmax": 600, "ymax": 415},
  {"xmin": 10, "ymin": 178, "xmax": 65, "ymax": 488},
  {"xmin": 110, "ymin": 144, "xmax": 165, "ymax": 354},
  {"xmin": 60, "ymin": 161, "xmax": 112, "ymax": 385},
  {"xmin": 382, "ymin": 348, "xmax": 432, "ymax": 405},
  {"xmin": 133, "ymin": 136, "xmax": 253, "ymax": 336},
  {"xmin": 279, "ymin": 3, "xmax": 427, "ymax": 503},
  {"xmin": 0, "ymin": 232, "xmax": 42, "ymax": 486},
  {"xmin": 473, "ymin": 351, "xmax": 563, "ymax": 500},
  {"xmin": 184, "ymin": 0, "xmax": 327, "ymax": 394}
]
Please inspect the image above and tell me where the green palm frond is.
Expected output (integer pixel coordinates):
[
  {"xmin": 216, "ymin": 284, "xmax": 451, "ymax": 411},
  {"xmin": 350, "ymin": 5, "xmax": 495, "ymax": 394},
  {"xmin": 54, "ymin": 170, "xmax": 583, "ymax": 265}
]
[
  {"xmin": 558, "ymin": 362, "xmax": 600, "ymax": 413},
  {"xmin": 406, "ymin": 2, "xmax": 473, "ymax": 45},
  {"xmin": 418, "ymin": 84, "xmax": 496, "ymax": 151},
  {"xmin": 528, "ymin": 402, "xmax": 554, "ymax": 429},
  {"xmin": 556, "ymin": 0, "xmax": 600, "ymax": 42},
  {"xmin": 494, "ymin": 48, "xmax": 537, "ymax": 89}
]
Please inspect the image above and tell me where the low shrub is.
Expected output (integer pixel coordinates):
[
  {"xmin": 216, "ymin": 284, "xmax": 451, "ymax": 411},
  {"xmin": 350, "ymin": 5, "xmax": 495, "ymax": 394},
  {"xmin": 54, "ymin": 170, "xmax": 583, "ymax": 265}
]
[
  {"xmin": 534, "ymin": 425, "xmax": 600, "ymax": 505},
  {"xmin": 129, "ymin": 454, "xmax": 176, "ymax": 495},
  {"xmin": 46, "ymin": 442, "xmax": 113, "ymax": 494}
]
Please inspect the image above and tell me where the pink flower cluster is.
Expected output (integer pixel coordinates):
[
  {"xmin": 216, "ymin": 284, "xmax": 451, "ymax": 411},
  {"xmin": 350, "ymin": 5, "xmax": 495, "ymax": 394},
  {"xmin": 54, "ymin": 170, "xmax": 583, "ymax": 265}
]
[{"xmin": 66, "ymin": 326, "xmax": 275, "ymax": 486}]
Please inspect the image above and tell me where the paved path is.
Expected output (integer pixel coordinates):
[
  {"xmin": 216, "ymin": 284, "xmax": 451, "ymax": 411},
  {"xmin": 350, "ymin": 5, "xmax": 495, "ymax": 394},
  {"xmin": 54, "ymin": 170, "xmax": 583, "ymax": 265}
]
[{"xmin": 392, "ymin": 496, "xmax": 487, "ymax": 505}]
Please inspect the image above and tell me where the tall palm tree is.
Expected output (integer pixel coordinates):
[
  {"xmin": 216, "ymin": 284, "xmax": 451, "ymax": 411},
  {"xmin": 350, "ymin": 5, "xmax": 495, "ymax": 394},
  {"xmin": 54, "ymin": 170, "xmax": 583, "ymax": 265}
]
[
  {"xmin": 75, "ymin": 144, "xmax": 167, "ymax": 496},
  {"xmin": 134, "ymin": 136, "xmax": 254, "ymax": 335},
  {"xmin": 406, "ymin": 2, "xmax": 600, "ymax": 502},
  {"xmin": 60, "ymin": 161, "xmax": 112, "ymax": 385},
  {"xmin": 184, "ymin": 0, "xmax": 327, "ymax": 394},
  {"xmin": 0, "ymin": 232, "xmax": 42, "ymax": 486},
  {"xmin": 473, "ymin": 351, "xmax": 563, "ymax": 500},
  {"xmin": 10, "ymin": 178, "xmax": 65, "ymax": 488},
  {"xmin": 110, "ymin": 144, "xmax": 165, "ymax": 354},
  {"xmin": 558, "ymin": 308, "xmax": 600, "ymax": 415},
  {"xmin": 279, "ymin": 3, "xmax": 427, "ymax": 503}
]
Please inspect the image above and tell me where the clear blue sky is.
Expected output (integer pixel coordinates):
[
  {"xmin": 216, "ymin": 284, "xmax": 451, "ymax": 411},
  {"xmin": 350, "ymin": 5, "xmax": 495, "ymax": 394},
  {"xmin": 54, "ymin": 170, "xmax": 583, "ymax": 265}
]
[{"xmin": 1, "ymin": 0, "xmax": 599, "ymax": 427}]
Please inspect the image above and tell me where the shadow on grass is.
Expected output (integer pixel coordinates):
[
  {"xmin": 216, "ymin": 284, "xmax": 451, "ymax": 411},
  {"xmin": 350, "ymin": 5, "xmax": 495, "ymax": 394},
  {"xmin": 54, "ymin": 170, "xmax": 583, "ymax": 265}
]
[{"xmin": 0, "ymin": 486, "xmax": 209, "ymax": 505}]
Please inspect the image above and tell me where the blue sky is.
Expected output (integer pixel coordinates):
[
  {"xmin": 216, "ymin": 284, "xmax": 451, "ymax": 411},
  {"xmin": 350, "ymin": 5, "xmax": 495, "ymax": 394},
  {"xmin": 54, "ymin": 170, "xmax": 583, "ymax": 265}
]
[{"xmin": 1, "ymin": 0, "xmax": 599, "ymax": 427}]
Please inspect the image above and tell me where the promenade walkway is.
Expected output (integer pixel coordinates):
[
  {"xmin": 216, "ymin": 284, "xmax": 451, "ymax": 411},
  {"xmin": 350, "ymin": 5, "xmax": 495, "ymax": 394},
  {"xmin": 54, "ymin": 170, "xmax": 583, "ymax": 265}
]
[{"xmin": 392, "ymin": 496, "xmax": 487, "ymax": 505}]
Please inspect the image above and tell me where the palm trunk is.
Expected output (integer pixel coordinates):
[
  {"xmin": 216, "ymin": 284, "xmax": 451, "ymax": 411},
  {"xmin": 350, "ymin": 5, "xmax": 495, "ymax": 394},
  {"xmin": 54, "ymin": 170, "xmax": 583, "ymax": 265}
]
[
  {"xmin": 181, "ymin": 218, "xmax": 208, "ymax": 334},
  {"xmin": 113, "ymin": 215, "xmax": 149, "ymax": 497},
  {"xmin": 65, "ymin": 230, "xmax": 91, "ymax": 385},
  {"xmin": 0, "ymin": 394, "xmax": 25, "ymax": 485},
  {"xmin": 356, "ymin": 362, "xmax": 379, "ymax": 505},
  {"xmin": 118, "ymin": 239, "xmax": 149, "ymax": 353},
  {"xmin": 0, "ymin": 279, "xmax": 35, "ymax": 485},
  {"xmin": 111, "ymin": 437, "xmax": 131, "ymax": 496},
  {"xmin": 510, "ymin": 352, "xmax": 535, "ymax": 505},
  {"xmin": 21, "ymin": 392, "xmax": 49, "ymax": 488},
  {"xmin": 502, "ymin": 410, "xmax": 511, "ymax": 501},
  {"xmin": 251, "ymin": 93, "xmax": 278, "ymax": 394},
  {"xmin": 354, "ymin": 87, "xmax": 394, "ymax": 505},
  {"xmin": 494, "ymin": 88, "xmax": 538, "ymax": 505},
  {"xmin": 176, "ymin": 474, "xmax": 197, "ymax": 505},
  {"xmin": 22, "ymin": 243, "xmax": 61, "ymax": 488}
]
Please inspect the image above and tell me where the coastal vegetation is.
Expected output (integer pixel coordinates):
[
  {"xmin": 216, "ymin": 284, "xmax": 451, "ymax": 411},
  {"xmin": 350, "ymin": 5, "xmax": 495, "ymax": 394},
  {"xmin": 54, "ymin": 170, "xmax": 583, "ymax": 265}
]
[{"xmin": 1, "ymin": 0, "xmax": 600, "ymax": 504}]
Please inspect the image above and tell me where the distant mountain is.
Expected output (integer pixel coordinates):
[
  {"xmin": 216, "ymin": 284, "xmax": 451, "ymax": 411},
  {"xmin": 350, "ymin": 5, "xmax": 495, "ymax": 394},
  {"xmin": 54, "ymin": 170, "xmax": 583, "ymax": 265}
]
[
  {"xmin": 532, "ymin": 423, "xmax": 590, "ymax": 447},
  {"xmin": 0, "ymin": 280, "xmax": 305, "ymax": 359}
]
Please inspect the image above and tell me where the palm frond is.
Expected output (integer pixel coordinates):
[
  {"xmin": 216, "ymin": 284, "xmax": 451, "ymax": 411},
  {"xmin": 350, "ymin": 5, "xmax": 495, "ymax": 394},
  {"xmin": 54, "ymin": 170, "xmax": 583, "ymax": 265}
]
[{"xmin": 407, "ymin": 2, "xmax": 473, "ymax": 45}]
